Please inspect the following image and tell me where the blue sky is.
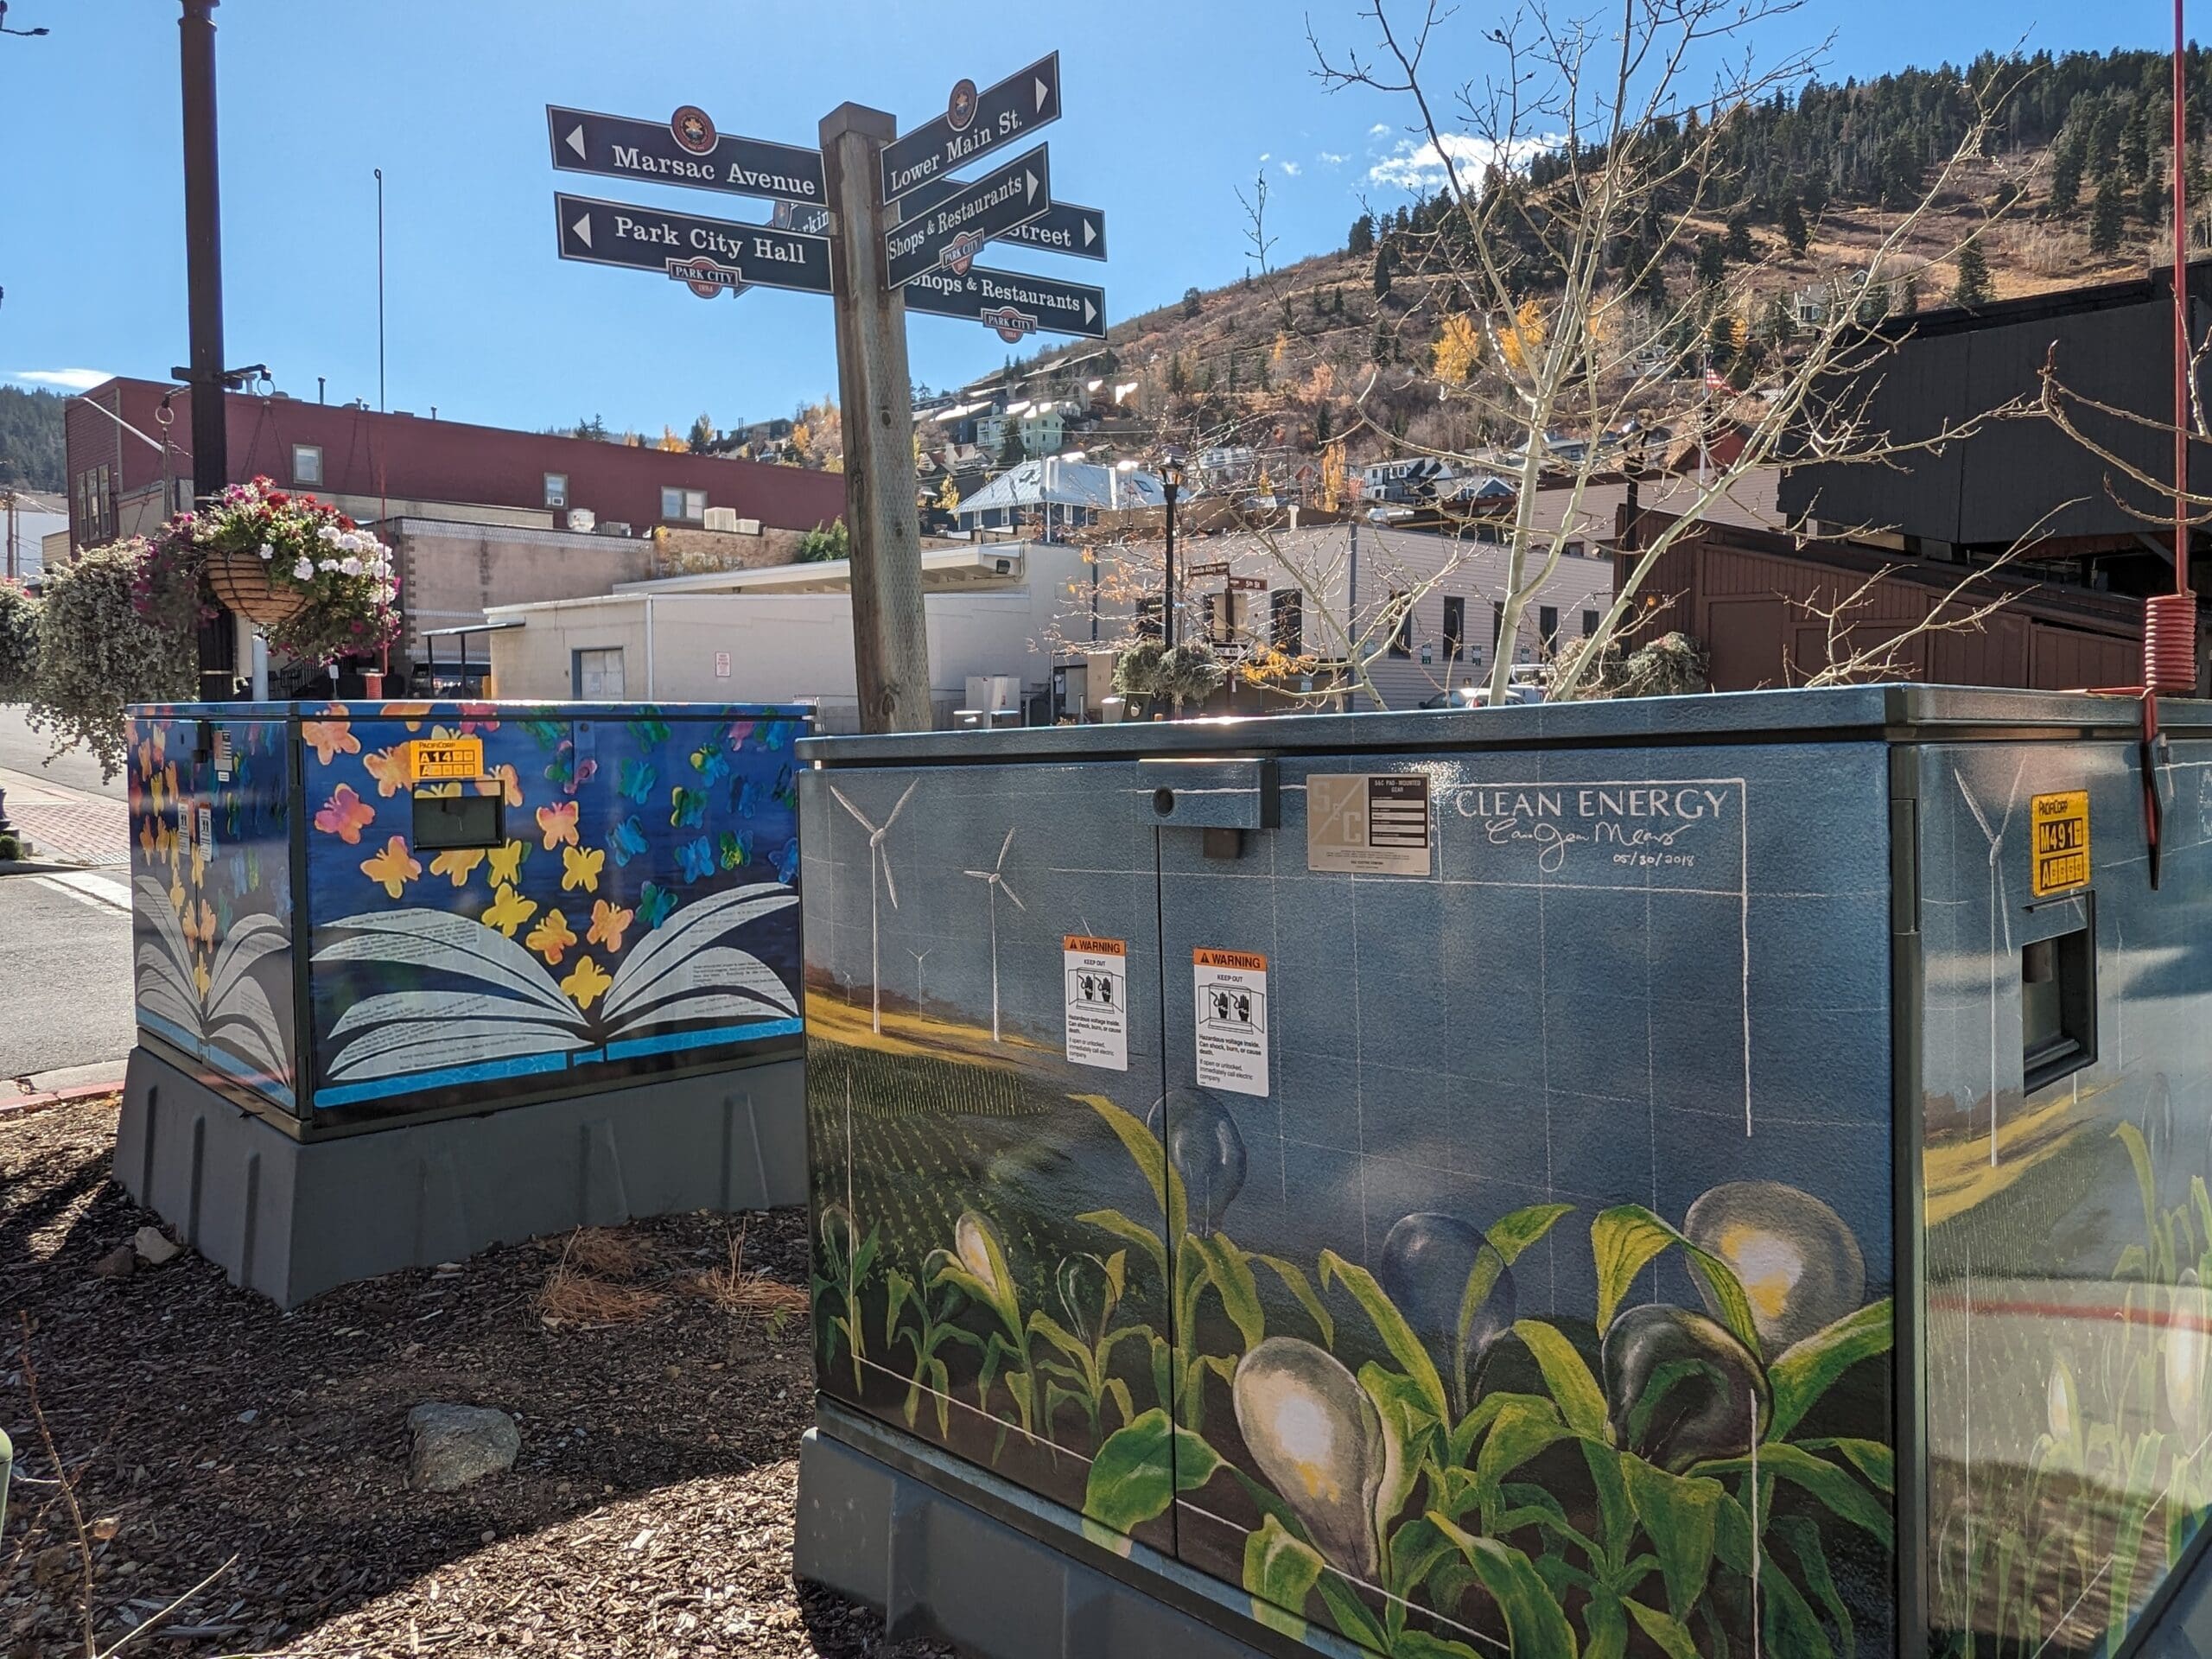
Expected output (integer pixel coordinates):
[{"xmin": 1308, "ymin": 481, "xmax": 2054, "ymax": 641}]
[{"xmin": 0, "ymin": 1, "xmax": 2178, "ymax": 439}]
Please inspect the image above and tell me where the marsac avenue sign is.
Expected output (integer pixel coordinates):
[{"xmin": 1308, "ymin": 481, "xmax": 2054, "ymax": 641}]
[
  {"xmin": 554, "ymin": 193, "xmax": 831, "ymax": 296},
  {"xmin": 547, "ymin": 105, "xmax": 827, "ymax": 207},
  {"xmin": 903, "ymin": 264, "xmax": 1105, "ymax": 341},
  {"xmin": 880, "ymin": 52, "xmax": 1061, "ymax": 203}
]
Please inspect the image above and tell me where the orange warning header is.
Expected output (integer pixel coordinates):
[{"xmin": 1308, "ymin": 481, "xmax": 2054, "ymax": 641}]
[
  {"xmin": 1194, "ymin": 947, "xmax": 1267, "ymax": 971},
  {"xmin": 1065, "ymin": 935, "xmax": 1127, "ymax": 956}
]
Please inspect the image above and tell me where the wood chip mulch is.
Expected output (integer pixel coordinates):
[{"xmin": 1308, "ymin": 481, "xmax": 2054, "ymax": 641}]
[{"xmin": 0, "ymin": 1093, "xmax": 958, "ymax": 1657}]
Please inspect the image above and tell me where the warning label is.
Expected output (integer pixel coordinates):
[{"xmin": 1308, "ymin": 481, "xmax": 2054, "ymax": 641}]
[
  {"xmin": 2031, "ymin": 790, "xmax": 2091, "ymax": 897},
  {"xmin": 1306, "ymin": 773, "xmax": 1433, "ymax": 875},
  {"xmin": 1193, "ymin": 947, "xmax": 1269, "ymax": 1097},
  {"xmin": 1064, "ymin": 935, "xmax": 1128, "ymax": 1071},
  {"xmin": 411, "ymin": 736, "xmax": 485, "ymax": 782}
]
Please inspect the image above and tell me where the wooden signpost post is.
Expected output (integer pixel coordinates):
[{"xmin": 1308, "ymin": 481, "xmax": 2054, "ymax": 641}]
[{"xmin": 542, "ymin": 55, "xmax": 1106, "ymax": 734}]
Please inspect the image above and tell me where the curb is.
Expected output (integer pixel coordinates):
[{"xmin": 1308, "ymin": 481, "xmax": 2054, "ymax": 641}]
[{"xmin": 2, "ymin": 1080, "xmax": 126, "ymax": 1117}]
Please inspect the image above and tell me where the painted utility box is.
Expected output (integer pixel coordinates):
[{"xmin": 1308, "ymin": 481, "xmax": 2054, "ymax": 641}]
[
  {"xmin": 117, "ymin": 700, "xmax": 808, "ymax": 1306},
  {"xmin": 792, "ymin": 688, "xmax": 2212, "ymax": 1659}
]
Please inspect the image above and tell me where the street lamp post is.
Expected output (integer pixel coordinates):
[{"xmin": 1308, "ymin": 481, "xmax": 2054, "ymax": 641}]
[
  {"xmin": 0, "ymin": 2, "xmax": 50, "ymax": 35},
  {"xmin": 1160, "ymin": 448, "xmax": 1185, "ymax": 650}
]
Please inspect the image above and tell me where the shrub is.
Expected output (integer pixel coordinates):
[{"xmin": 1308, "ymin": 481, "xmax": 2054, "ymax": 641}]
[
  {"xmin": 27, "ymin": 540, "xmax": 197, "ymax": 780},
  {"xmin": 0, "ymin": 578, "xmax": 38, "ymax": 701}
]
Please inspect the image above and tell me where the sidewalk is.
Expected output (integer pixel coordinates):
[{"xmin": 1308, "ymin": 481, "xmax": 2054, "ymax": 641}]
[{"xmin": 0, "ymin": 765, "xmax": 130, "ymax": 867}]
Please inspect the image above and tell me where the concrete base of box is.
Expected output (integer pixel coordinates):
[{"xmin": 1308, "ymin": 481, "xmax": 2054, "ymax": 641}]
[
  {"xmin": 113, "ymin": 1046, "xmax": 805, "ymax": 1308},
  {"xmin": 795, "ymin": 1406, "xmax": 1369, "ymax": 1659}
]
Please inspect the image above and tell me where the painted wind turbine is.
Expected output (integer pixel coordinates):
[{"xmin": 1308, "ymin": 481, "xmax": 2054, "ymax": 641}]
[
  {"xmin": 907, "ymin": 945, "xmax": 933, "ymax": 1013},
  {"xmin": 830, "ymin": 779, "xmax": 918, "ymax": 1035},
  {"xmin": 964, "ymin": 827, "xmax": 1025, "ymax": 1043}
]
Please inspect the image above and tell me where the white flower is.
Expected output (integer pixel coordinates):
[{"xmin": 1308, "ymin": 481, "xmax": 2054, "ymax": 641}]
[
  {"xmin": 317, "ymin": 558, "xmax": 340, "ymax": 572},
  {"xmin": 315, "ymin": 524, "xmax": 340, "ymax": 545},
  {"xmin": 257, "ymin": 542, "xmax": 274, "ymax": 561},
  {"xmin": 291, "ymin": 557, "xmax": 315, "ymax": 580},
  {"xmin": 339, "ymin": 556, "xmax": 362, "ymax": 576}
]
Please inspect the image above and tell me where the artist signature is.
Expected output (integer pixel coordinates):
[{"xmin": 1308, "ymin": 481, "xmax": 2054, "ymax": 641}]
[{"xmin": 1483, "ymin": 817, "xmax": 1586, "ymax": 874}]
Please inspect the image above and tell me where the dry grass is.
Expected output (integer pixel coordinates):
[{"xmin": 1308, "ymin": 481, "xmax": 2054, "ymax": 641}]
[
  {"xmin": 681, "ymin": 1224, "xmax": 809, "ymax": 1340},
  {"xmin": 2008, "ymin": 221, "xmax": 2086, "ymax": 278},
  {"xmin": 535, "ymin": 1230, "xmax": 670, "ymax": 1327}
]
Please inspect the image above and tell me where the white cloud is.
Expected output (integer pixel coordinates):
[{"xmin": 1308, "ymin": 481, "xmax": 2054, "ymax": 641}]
[
  {"xmin": 1319, "ymin": 151, "xmax": 1347, "ymax": 166},
  {"xmin": 1280, "ymin": 160, "xmax": 1302, "ymax": 176},
  {"xmin": 1258, "ymin": 151, "xmax": 1272, "ymax": 162},
  {"xmin": 10, "ymin": 367, "xmax": 111, "ymax": 393},
  {"xmin": 1368, "ymin": 123, "xmax": 1392, "ymax": 137},
  {"xmin": 8, "ymin": 367, "xmax": 110, "ymax": 391},
  {"xmin": 1368, "ymin": 132, "xmax": 1558, "ymax": 188}
]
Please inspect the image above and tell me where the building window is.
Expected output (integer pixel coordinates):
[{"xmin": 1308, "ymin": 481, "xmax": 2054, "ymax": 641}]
[
  {"xmin": 1539, "ymin": 605, "xmax": 1560, "ymax": 653},
  {"xmin": 1207, "ymin": 590, "xmax": 1247, "ymax": 646},
  {"xmin": 660, "ymin": 486, "xmax": 707, "ymax": 522},
  {"xmin": 571, "ymin": 647, "xmax": 626, "ymax": 699},
  {"xmin": 1271, "ymin": 589, "xmax": 1303, "ymax": 657},
  {"xmin": 1491, "ymin": 601, "xmax": 1506, "ymax": 647},
  {"xmin": 1475, "ymin": 523, "xmax": 1501, "ymax": 544},
  {"xmin": 1582, "ymin": 608, "xmax": 1600, "ymax": 638},
  {"xmin": 544, "ymin": 473, "xmax": 569, "ymax": 509},
  {"xmin": 1564, "ymin": 540, "xmax": 1586, "ymax": 560},
  {"xmin": 1442, "ymin": 596, "xmax": 1465, "ymax": 662},
  {"xmin": 1388, "ymin": 591, "xmax": 1413, "ymax": 658},
  {"xmin": 291, "ymin": 443, "xmax": 323, "ymax": 486}
]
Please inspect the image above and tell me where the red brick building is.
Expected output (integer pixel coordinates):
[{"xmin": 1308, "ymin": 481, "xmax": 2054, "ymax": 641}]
[{"xmin": 64, "ymin": 377, "xmax": 846, "ymax": 550}]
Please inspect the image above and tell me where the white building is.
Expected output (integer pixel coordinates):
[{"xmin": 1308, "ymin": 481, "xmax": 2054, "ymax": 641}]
[{"xmin": 3, "ymin": 489, "xmax": 67, "ymax": 582}]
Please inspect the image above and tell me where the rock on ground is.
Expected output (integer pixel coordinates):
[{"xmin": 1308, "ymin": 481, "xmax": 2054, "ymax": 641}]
[{"xmin": 409, "ymin": 1402, "xmax": 522, "ymax": 1492}]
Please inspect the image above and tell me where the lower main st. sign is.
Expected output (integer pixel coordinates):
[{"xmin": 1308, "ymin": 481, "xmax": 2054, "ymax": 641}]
[
  {"xmin": 554, "ymin": 192, "xmax": 831, "ymax": 295},
  {"xmin": 903, "ymin": 263, "xmax": 1105, "ymax": 340}
]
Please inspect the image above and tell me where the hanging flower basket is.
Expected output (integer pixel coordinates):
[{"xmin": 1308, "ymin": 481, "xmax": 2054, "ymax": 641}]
[
  {"xmin": 204, "ymin": 548, "xmax": 313, "ymax": 626},
  {"xmin": 140, "ymin": 478, "xmax": 400, "ymax": 665}
]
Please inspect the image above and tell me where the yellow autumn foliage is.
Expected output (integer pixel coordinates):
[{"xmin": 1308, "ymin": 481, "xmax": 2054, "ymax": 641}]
[
  {"xmin": 1498, "ymin": 299, "xmax": 1548, "ymax": 377},
  {"xmin": 1433, "ymin": 314, "xmax": 1484, "ymax": 385}
]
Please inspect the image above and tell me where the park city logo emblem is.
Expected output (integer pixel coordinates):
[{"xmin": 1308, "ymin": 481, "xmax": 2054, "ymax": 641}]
[
  {"xmin": 671, "ymin": 105, "xmax": 717, "ymax": 155},
  {"xmin": 946, "ymin": 78, "xmax": 980, "ymax": 131},
  {"xmin": 944, "ymin": 227, "xmax": 987, "ymax": 276},
  {"xmin": 670, "ymin": 256, "xmax": 746, "ymax": 299},
  {"xmin": 980, "ymin": 304, "xmax": 1038, "ymax": 343}
]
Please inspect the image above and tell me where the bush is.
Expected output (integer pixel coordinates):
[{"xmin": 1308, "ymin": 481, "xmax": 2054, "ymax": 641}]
[
  {"xmin": 1111, "ymin": 637, "xmax": 1225, "ymax": 712},
  {"xmin": 797, "ymin": 521, "xmax": 849, "ymax": 563},
  {"xmin": 27, "ymin": 540, "xmax": 198, "ymax": 780},
  {"xmin": 0, "ymin": 578, "xmax": 38, "ymax": 701},
  {"xmin": 1550, "ymin": 630, "xmax": 1710, "ymax": 701}
]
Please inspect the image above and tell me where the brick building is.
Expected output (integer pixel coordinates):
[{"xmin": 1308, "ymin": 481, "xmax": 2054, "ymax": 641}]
[{"xmin": 62, "ymin": 377, "xmax": 846, "ymax": 688}]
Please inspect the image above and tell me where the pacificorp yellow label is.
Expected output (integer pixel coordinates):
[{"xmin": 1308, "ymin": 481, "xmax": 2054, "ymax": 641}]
[
  {"xmin": 410, "ymin": 736, "xmax": 485, "ymax": 782},
  {"xmin": 2031, "ymin": 790, "xmax": 2090, "ymax": 896}
]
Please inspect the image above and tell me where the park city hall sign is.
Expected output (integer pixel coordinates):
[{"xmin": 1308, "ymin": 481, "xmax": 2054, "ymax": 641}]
[{"xmin": 542, "ymin": 52, "xmax": 1105, "ymax": 346}]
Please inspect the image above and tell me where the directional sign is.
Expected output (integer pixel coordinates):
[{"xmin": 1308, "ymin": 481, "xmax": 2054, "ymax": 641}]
[
  {"xmin": 880, "ymin": 53, "xmax": 1060, "ymax": 203},
  {"xmin": 903, "ymin": 264, "xmax": 1106, "ymax": 341},
  {"xmin": 896, "ymin": 175, "xmax": 1105, "ymax": 262},
  {"xmin": 773, "ymin": 200, "xmax": 832, "ymax": 238},
  {"xmin": 555, "ymin": 194, "xmax": 831, "ymax": 296},
  {"xmin": 885, "ymin": 144, "xmax": 1049, "ymax": 289},
  {"xmin": 547, "ymin": 105, "xmax": 826, "ymax": 208}
]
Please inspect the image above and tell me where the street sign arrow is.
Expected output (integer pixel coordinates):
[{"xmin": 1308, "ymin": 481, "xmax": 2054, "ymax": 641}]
[
  {"xmin": 884, "ymin": 144, "xmax": 1051, "ymax": 289},
  {"xmin": 902, "ymin": 263, "xmax": 1106, "ymax": 341},
  {"xmin": 554, "ymin": 193, "xmax": 832, "ymax": 296},
  {"xmin": 894, "ymin": 176, "xmax": 1105, "ymax": 263},
  {"xmin": 880, "ymin": 52, "xmax": 1061, "ymax": 204},
  {"xmin": 546, "ymin": 105, "xmax": 826, "ymax": 209}
]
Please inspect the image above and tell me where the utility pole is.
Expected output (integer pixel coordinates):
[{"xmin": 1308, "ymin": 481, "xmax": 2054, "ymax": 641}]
[
  {"xmin": 818, "ymin": 104, "xmax": 930, "ymax": 734},
  {"xmin": 179, "ymin": 0, "xmax": 232, "ymax": 694}
]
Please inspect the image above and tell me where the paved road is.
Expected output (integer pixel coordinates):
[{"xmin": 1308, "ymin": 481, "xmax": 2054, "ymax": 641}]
[
  {"xmin": 0, "ymin": 870, "xmax": 135, "ymax": 1081},
  {"xmin": 0, "ymin": 702, "xmax": 125, "ymax": 801}
]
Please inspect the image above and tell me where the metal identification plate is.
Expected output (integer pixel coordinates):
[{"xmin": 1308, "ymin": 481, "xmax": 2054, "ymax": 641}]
[
  {"xmin": 2031, "ymin": 789, "xmax": 2090, "ymax": 896},
  {"xmin": 411, "ymin": 737, "xmax": 486, "ymax": 783},
  {"xmin": 1306, "ymin": 773, "xmax": 1432, "ymax": 875}
]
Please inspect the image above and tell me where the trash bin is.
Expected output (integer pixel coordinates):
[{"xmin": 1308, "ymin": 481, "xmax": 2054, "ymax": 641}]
[
  {"xmin": 791, "ymin": 684, "xmax": 2212, "ymax": 1659},
  {"xmin": 116, "ymin": 698, "xmax": 809, "ymax": 1306}
]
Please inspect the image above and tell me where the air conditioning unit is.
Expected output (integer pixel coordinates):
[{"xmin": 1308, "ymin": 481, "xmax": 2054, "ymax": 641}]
[
  {"xmin": 598, "ymin": 521, "xmax": 632, "ymax": 537},
  {"xmin": 702, "ymin": 506, "xmax": 741, "ymax": 532},
  {"xmin": 735, "ymin": 516, "xmax": 762, "ymax": 536},
  {"xmin": 566, "ymin": 508, "xmax": 596, "ymax": 533}
]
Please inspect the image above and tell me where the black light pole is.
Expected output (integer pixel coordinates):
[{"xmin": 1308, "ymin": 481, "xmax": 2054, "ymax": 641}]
[
  {"xmin": 1160, "ymin": 448, "xmax": 1185, "ymax": 650},
  {"xmin": 179, "ymin": 0, "xmax": 232, "ymax": 694},
  {"xmin": 0, "ymin": 3, "xmax": 51, "ymax": 35}
]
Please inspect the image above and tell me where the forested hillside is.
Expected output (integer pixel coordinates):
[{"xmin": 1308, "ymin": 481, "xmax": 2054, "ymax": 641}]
[{"xmin": 0, "ymin": 386, "xmax": 66, "ymax": 491}]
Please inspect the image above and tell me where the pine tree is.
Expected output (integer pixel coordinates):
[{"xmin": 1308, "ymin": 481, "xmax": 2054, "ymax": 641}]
[
  {"xmin": 1372, "ymin": 320, "xmax": 1393, "ymax": 365},
  {"xmin": 2091, "ymin": 172, "xmax": 2127, "ymax": 254},
  {"xmin": 1314, "ymin": 403, "xmax": 1332, "ymax": 443},
  {"xmin": 2139, "ymin": 152, "xmax": 2166, "ymax": 223},
  {"xmin": 996, "ymin": 424, "xmax": 1026, "ymax": 470},
  {"xmin": 1167, "ymin": 353, "xmax": 1188, "ymax": 395},
  {"xmin": 1181, "ymin": 286, "xmax": 1202, "ymax": 319},
  {"xmin": 1780, "ymin": 195, "xmax": 1809, "ymax": 256},
  {"xmin": 1953, "ymin": 236, "xmax": 1993, "ymax": 308},
  {"xmin": 686, "ymin": 412, "xmax": 716, "ymax": 454},
  {"xmin": 2049, "ymin": 141, "xmax": 2084, "ymax": 217},
  {"xmin": 1724, "ymin": 212, "xmax": 1754, "ymax": 260},
  {"xmin": 1695, "ymin": 233, "xmax": 1726, "ymax": 288},
  {"xmin": 1899, "ymin": 270, "xmax": 1922, "ymax": 315},
  {"xmin": 1348, "ymin": 214, "xmax": 1376, "ymax": 257},
  {"xmin": 1373, "ymin": 245, "xmax": 1395, "ymax": 302}
]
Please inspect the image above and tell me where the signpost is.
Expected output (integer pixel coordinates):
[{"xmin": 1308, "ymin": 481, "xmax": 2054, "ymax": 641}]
[
  {"xmin": 879, "ymin": 52, "xmax": 1060, "ymax": 203},
  {"xmin": 547, "ymin": 105, "xmax": 827, "ymax": 207},
  {"xmin": 554, "ymin": 193, "xmax": 831, "ymax": 296},
  {"xmin": 896, "ymin": 175, "xmax": 1104, "ymax": 261},
  {"xmin": 884, "ymin": 143, "xmax": 1050, "ymax": 289},
  {"xmin": 903, "ymin": 264, "xmax": 1106, "ymax": 341},
  {"xmin": 541, "ymin": 53, "xmax": 1102, "ymax": 731}
]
